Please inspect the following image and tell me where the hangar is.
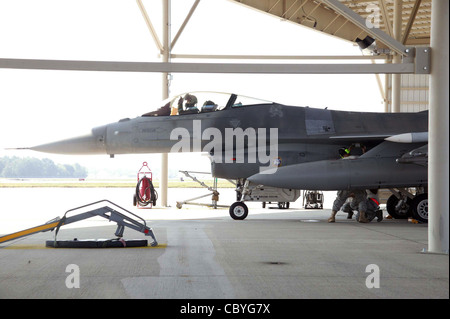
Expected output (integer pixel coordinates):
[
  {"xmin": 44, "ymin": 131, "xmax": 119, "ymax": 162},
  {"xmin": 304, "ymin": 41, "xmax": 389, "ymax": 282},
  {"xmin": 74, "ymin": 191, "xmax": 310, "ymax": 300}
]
[{"xmin": 0, "ymin": 0, "xmax": 447, "ymax": 254}]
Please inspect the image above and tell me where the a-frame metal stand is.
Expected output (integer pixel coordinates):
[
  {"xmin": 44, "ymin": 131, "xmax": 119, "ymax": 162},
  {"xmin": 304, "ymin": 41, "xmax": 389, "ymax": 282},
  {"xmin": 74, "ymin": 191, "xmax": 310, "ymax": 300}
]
[{"xmin": 0, "ymin": 200, "xmax": 158, "ymax": 248}]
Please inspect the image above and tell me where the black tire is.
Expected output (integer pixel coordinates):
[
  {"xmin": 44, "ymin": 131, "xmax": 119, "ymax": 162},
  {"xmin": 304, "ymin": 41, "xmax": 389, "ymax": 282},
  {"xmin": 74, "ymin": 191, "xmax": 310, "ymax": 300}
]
[
  {"xmin": 229, "ymin": 202, "xmax": 248, "ymax": 220},
  {"xmin": 386, "ymin": 194, "xmax": 412, "ymax": 219},
  {"xmin": 262, "ymin": 202, "xmax": 266, "ymax": 209},
  {"xmin": 277, "ymin": 202, "xmax": 290, "ymax": 209},
  {"xmin": 411, "ymin": 193, "xmax": 428, "ymax": 223}
]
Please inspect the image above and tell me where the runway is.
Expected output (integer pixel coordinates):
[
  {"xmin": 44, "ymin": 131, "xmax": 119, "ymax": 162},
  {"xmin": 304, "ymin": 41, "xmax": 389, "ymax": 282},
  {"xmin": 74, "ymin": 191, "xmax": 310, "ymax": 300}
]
[{"xmin": 0, "ymin": 188, "xmax": 448, "ymax": 299}]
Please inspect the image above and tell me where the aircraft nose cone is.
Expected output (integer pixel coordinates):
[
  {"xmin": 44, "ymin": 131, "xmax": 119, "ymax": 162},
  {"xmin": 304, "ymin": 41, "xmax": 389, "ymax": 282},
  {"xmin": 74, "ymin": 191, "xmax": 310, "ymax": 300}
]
[{"xmin": 30, "ymin": 125, "xmax": 107, "ymax": 155}]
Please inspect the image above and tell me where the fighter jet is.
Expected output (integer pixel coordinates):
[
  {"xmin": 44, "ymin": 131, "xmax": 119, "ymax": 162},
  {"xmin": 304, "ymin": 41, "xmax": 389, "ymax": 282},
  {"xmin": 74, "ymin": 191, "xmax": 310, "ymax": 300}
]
[{"xmin": 19, "ymin": 91, "xmax": 429, "ymax": 221}]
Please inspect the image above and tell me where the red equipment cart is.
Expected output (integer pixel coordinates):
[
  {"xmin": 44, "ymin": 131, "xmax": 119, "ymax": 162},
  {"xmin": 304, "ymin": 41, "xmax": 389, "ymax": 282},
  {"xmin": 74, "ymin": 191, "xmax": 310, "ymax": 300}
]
[{"xmin": 133, "ymin": 162, "xmax": 157, "ymax": 209}]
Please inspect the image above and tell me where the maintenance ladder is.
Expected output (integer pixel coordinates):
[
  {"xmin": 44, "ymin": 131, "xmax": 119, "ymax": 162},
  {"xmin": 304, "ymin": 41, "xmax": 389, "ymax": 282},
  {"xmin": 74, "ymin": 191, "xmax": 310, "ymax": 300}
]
[{"xmin": 0, "ymin": 200, "xmax": 157, "ymax": 248}]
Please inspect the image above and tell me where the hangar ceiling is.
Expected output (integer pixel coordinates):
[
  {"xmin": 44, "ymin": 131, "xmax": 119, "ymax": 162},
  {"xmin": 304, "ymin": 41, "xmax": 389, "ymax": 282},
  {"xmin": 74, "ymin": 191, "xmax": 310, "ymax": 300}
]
[
  {"xmin": 230, "ymin": 0, "xmax": 431, "ymax": 47},
  {"xmin": 230, "ymin": 0, "xmax": 432, "ymax": 113}
]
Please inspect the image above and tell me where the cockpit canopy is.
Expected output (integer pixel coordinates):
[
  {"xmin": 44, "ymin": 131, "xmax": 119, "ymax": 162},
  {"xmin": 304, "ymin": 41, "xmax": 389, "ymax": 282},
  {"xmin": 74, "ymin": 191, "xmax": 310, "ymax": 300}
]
[{"xmin": 142, "ymin": 92, "xmax": 272, "ymax": 117}]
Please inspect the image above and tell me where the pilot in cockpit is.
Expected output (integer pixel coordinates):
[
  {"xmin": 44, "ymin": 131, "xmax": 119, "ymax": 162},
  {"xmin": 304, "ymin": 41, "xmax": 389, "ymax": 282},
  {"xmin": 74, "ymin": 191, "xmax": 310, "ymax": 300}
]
[
  {"xmin": 178, "ymin": 93, "xmax": 199, "ymax": 115},
  {"xmin": 202, "ymin": 100, "xmax": 218, "ymax": 112}
]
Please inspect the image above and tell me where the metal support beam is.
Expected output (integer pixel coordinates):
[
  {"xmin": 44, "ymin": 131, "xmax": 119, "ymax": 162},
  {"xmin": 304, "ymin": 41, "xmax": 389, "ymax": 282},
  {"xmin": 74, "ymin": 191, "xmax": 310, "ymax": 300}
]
[
  {"xmin": 160, "ymin": 0, "xmax": 171, "ymax": 207},
  {"xmin": 171, "ymin": 54, "xmax": 385, "ymax": 60},
  {"xmin": 320, "ymin": 0, "xmax": 409, "ymax": 56},
  {"xmin": 0, "ymin": 58, "xmax": 416, "ymax": 74},
  {"xmin": 391, "ymin": 0, "xmax": 403, "ymax": 112},
  {"xmin": 378, "ymin": 0, "xmax": 393, "ymax": 37},
  {"xmin": 171, "ymin": 0, "xmax": 201, "ymax": 50},
  {"xmin": 371, "ymin": 59, "xmax": 385, "ymax": 102},
  {"xmin": 136, "ymin": 0, "xmax": 163, "ymax": 53},
  {"xmin": 428, "ymin": 0, "xmax": 449, "ymax": 254},
  {"xmin": 402, "ymin": 0, "xmax": 422, "ymax": 44},
  {"xmin": 384, "ymin": 56, "xmax": 392, "ymax": 112}
]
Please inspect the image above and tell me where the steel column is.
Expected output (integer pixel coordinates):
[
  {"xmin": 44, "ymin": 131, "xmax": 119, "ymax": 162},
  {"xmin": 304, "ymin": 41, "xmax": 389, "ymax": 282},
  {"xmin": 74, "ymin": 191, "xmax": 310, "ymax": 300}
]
[
  {"xmin": 391, "ymin": 0, "xmax": 403, "ymax": 113},
  {"xmin": 428, "ymin": 0, "xmax": 449, "ymax": 254},
  {"xmin": 160, "ymin": 0, "xmax": 171, "ymax": 207},
  {"xmin": 159, "ymin": 0, "xmax": 171, "ymax": 207}
]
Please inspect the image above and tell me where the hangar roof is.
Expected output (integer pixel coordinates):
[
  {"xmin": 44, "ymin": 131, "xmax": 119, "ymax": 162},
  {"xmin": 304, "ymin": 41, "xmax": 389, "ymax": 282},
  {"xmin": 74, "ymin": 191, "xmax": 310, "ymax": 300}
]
[{"xmin": 230, "ymin": 0, "xmax": 431, "ymax": 47}]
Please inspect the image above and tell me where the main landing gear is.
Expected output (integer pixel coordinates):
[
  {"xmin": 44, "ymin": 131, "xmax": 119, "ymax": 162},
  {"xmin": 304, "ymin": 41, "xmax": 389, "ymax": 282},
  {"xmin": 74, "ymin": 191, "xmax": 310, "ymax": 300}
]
[
  {"xmin": 386, "ymin": 188, "xmax": 428, "ymax": 223},
  {"xmin": 228, "ymin": 179, "xmax": 300, "ymax": 220}
]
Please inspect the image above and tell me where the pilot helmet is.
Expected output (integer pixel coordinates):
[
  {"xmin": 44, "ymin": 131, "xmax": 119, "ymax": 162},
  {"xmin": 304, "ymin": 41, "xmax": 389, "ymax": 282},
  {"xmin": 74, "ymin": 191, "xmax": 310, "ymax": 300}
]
[{"xmin": 184, "ymin": 94, "xmax": 197, "ymax": 108}]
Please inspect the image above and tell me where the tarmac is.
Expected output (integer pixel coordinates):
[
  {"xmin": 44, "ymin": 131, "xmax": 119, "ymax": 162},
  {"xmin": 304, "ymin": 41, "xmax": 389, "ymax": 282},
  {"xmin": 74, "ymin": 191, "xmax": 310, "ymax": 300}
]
[{"xmin": 0, "ymin": 198, "xmax": 448, "ymax": 300}]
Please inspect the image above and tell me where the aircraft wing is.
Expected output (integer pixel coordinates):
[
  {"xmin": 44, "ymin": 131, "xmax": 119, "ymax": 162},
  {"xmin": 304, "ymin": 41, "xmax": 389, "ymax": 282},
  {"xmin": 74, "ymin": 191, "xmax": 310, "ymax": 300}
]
[{"xmin": 358, "ymin": 132, "xmax": 428, "ymax": 166}]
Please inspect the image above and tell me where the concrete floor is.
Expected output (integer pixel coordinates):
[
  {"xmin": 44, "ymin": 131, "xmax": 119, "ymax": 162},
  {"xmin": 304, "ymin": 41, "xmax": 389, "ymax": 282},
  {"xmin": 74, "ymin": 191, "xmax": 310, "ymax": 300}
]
[{"xmin": 0, "ymin": 205, "xmax": 448, "ymax": 299}]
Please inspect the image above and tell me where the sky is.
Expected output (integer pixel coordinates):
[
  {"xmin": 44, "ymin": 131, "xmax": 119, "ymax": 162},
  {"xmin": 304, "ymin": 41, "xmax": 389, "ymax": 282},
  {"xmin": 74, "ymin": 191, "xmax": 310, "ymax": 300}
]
[{"xmin": 0, "ymin": 0, "xmax": 385, "ymax": 179}]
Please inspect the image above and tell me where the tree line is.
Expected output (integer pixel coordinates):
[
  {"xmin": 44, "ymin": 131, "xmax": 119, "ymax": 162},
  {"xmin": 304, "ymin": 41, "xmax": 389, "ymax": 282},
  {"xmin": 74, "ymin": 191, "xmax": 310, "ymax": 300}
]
[{"xmin": 0, "ymin": 156, "xmax": 88, "ymax": 178}]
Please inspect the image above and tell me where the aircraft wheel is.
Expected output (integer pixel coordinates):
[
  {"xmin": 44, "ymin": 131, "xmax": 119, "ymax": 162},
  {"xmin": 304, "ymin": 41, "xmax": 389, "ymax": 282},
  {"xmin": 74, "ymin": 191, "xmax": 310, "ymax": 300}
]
[
  {"xmin": 229, "ymin": 202, "xmax": 248, "ymax": 220},
  {"xmin": 386, "ymin": 194, "xmax": 411, "ymax": 219},
  {"xmin": 278, "ymin": 202, "xmax": 289, "ymax": 209},
  {"xmin": 411, "ymin": 193, "xmax": 428, "ymax": 223},
  {"xmin": 133, "ymin": 194, "xmax": 137, "ymax": 206}
]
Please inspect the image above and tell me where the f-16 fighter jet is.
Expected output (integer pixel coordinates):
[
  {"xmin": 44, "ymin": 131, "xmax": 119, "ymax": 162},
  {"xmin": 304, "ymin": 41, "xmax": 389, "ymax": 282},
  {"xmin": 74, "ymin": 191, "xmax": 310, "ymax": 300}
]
[{"xmin": 19, "ymin": 91, "xmax": 428, "ymax": 221}]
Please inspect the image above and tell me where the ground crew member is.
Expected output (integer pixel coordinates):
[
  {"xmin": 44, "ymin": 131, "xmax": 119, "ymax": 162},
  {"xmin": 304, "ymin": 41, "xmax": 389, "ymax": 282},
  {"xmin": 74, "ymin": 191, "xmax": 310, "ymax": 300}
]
[
  {"xmin": 341, "ymin": 189, "xmax": 383, "ymax": 222},
  {"xmin": 367, "ymin": 189, "xmax": 383, "ymax": 222},
  {"xmin": 338, "ymin": 147, "xmax": 351, "ymax": 158},
  {"xmin": 328, "ymin": 189, "xmax": 369, "ymax": 223},
  {"xmin": 339, "ymin": 143, "xmax": 366, "ymax": 158}
]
